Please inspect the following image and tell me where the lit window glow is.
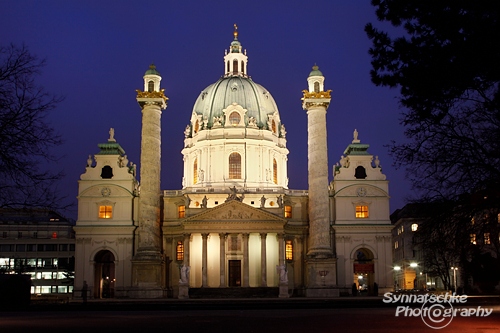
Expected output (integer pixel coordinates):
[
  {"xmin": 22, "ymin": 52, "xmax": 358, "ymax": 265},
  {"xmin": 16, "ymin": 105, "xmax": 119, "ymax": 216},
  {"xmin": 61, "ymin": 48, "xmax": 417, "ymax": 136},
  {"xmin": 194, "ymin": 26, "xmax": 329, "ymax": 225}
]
[
  {"xmin": 355, "ymin": 205, "xmax": 369, "ymax": 218},
  {"xmin": 285, "ymin": 240, "xmax": 293, "ymax": 261},
  {"xmin": 99, "ymin": 206, "xmax": 112, "ymax": 219}
]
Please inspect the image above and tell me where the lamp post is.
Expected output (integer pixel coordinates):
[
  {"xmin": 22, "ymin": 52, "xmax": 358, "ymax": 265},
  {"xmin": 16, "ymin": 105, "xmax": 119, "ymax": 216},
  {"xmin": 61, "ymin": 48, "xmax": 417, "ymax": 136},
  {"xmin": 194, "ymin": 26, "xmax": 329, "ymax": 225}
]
[{"xmin": 451, "ymin": 266, "xmax": 458, "ymax": 293}]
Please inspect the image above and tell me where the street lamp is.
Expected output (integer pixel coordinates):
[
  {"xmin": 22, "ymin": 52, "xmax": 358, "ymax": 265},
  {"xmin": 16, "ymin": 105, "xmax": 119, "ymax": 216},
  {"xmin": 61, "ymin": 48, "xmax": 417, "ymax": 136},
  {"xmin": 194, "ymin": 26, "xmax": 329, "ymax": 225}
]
[{"xmin": 451, "ymin": 266, "xmax": 458, "ymax": 294}]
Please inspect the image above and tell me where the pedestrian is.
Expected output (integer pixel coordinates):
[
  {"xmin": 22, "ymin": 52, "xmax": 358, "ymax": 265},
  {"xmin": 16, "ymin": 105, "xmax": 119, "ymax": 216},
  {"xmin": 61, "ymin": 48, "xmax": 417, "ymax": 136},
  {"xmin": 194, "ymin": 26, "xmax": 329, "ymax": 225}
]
[{"xmin": 82, "ymin": 280, "xmax": 88, "ymax": 304}]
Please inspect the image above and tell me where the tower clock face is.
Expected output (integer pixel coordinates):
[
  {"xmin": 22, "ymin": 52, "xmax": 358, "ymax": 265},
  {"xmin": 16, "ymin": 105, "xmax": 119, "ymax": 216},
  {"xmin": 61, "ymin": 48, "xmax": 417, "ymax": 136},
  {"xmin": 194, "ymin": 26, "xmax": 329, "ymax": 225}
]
[{"xmin": 356, "ymin": 187, "xmax": 367, "ymax": 197}]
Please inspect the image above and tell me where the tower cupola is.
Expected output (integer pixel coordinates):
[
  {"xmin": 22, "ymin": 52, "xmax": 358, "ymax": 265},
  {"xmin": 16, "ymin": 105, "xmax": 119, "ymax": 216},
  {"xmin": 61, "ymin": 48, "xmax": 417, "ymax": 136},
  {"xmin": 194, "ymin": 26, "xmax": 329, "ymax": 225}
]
[
  {"xmin": 307, "ymin": 64, "xmax": 325, "ymax": 93},
  {"xmin": 143, "ymin": 64, "xmax": 162, "ymax": 92}
]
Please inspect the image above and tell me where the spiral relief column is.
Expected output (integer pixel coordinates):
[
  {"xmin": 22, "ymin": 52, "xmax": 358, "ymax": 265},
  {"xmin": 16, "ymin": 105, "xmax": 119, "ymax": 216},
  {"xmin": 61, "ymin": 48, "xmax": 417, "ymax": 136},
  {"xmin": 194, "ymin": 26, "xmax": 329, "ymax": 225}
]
[
  {"xmin": 302, "ymin": 65, "xmax": 337, "ymax": 297},
  {"xmin": 131, "ymin": 64, "xmax": 168, "ymax": 298}
]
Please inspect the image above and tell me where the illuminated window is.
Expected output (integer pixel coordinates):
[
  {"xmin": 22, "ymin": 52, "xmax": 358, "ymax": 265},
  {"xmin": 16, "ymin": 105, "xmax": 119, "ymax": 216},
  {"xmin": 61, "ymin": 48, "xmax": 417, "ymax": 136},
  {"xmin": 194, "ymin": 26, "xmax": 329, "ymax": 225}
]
[
  {"xmin": 411, "ymin": 223, "xmax": 418, "ymax": 232},
  {"xmin": 273, "ymin": 159, "xmax": 278, "ymax": 184},
  {"xmin": 176, "ymin": 241, "xmax": 184, "ymax": 261},
  {"xmin": 471, "ymin": 217, "xmax": 475, "ymax": 225},
  {"xmin": 178, "ymin": 205, "xmax": 185, "ymax": 218},
  {"xmin": 484, "ymin": 233, "xmax": 491, "ymax": 245},
  {"xmin": 52, "ymin": 232, "xmax": 58, "ymax": 239},
  {"xmin": 355, "ymin": 205, "xmax": 369, "ymax": 218},
  {"xmin": 470, "ymin": 234, "xmax": 476, "ymax": 244},
  {"xmin": 497, "ymin": 213, "xmax": 500, "ymax": 223},
  {"xmin": 394, "ymin": 241, "xmax": 398, "ymax": 249},
  {"xmin": 148, "ymin": 80, "xmax": 154, "ymax": 92},
  {"xmin": 285, "ymin": 240, "xmax": 293, "ymax": 261},
  {"xmin": 284, "ymin": 205, "xmax": 292, "ymax": 218},
  {"xmin": 99, "ymin": 206, "xmax": 112, "ymax": 219},
  {"xmin": 272, "ymin": 120, "xmax": 276, "ymax": 133},
  {"xmin": 193, "ymin": 159, "xmax": 198, "ymax": 184},
  {"xmin": 229, "ymin": 112, "xmax": 240, "ymax": 126},
  {"xmin": 228, "ymin": 152, "xmax": 241, "ymax": 179}
]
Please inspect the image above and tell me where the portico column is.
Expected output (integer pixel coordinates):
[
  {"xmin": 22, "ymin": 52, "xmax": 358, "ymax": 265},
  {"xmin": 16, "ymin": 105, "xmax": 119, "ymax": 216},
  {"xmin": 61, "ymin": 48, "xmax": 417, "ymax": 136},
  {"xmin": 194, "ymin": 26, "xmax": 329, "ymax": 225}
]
[
  {"xmin": 183, "ymin": 233, "xmax": 191, "ymax": 268},
  {"xmin": 219, "ymin": 233, "xmax": 226, "ymax": 287},
  {"xmin": 242, "ymin": 233, "xmax": 249, "ymax": 287},
  {"xmin": 277, "ymin": 233, "xmax": 285, "ymax": 265},
  {"xmin": 260, "ymin": 233, "xmax": 267, "ymax": 287},
  {"xmin": 202, "ymin": 233, "xmax": 208, "ymax": 287}
]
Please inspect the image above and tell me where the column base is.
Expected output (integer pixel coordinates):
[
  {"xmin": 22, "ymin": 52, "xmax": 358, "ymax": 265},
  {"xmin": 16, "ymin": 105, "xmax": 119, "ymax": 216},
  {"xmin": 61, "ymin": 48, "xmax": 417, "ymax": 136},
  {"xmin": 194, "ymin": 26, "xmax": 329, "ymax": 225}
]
[
  {"xmin": 305, "ymin": 257, "xmax": 337, "ymax": 297},
  {"xmin": 130, "ymin": 257, "xmax": 165, "ymax": 298}
]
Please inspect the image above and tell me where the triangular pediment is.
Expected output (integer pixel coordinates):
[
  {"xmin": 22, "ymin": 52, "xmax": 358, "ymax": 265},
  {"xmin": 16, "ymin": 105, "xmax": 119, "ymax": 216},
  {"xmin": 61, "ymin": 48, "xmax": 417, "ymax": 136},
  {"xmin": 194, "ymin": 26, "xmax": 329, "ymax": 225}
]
[{"xmin": 183, "ymin": 199, "xmax": 286, "ymax": 223}]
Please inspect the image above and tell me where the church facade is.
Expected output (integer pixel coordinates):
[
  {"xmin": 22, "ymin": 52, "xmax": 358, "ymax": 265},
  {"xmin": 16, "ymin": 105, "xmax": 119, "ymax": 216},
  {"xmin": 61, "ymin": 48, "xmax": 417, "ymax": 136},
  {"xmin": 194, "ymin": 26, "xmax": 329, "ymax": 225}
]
[{"xmin": 73, "ymin": 28, "xmax": 393, "ymax": 298}]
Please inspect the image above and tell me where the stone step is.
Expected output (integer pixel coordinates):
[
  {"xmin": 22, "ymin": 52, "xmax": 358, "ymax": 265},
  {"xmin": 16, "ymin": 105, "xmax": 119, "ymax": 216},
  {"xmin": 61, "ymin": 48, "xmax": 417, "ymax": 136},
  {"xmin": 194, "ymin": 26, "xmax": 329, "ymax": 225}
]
[{"xmin": 189, "ymin": 287, "xmax": 279, "ymax": 299}]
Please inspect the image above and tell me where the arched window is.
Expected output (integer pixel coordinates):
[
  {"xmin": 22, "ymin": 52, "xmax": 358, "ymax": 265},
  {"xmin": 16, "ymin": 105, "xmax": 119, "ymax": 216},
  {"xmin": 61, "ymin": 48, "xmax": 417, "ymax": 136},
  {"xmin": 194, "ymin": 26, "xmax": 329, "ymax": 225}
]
[
  {"xmin": 233, "ymin": 59, "xmax": 238, "ymax": 74},
  {"xmin": 148, "ymin": 80, "xmax": 154, "ymax": 92},
  {"xmin": 355, "ymin": 166, "xmax": 367, "ymax": 179},
  {"xmin": 229, "ymin": 111, "xmax": 240, "ymax": 126},
  {"xmin": 273, "ymin": 158, "xmax": 278, "ymax": 184},
  {"xmin": 193, "ymin": 158, "xmax": 198, "ymax": 184},
  {"xmin": 101, "ymin": 166, "xmax": 113, "ymax": 179},
  {"xmin": 241, "ymin": 61, "xmax": 245, "ymax": 75},
  {"xmin": 228, "ymin": 152, "xmax": 241, "ymax": 179},
  {"xmin": 314, "ymin": 81, "xmax": 320, "ymax": 93}
]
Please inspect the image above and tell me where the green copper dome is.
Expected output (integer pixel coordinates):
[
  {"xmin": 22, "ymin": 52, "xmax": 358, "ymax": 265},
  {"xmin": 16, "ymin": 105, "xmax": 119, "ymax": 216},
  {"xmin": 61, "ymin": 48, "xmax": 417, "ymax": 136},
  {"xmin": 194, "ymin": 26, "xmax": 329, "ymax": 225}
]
[
  {"xmin": 145, "ymin": 63, "xmax": 160, "ymax": 76},
  {"xmin": 309, "ymin": 64, "xmax": 323, "ymax": 77},
  {"xmin": 192, "ymin": 76, "xmax": 280, "ymax": 129}
]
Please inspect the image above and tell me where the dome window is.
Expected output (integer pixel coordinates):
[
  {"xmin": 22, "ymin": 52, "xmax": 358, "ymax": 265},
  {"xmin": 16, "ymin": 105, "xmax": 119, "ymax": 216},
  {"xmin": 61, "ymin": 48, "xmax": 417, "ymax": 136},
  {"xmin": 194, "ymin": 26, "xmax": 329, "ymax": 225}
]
[
  {"xmin": 241, "ymin": 61, "xmax": 245, "ymax": 75},
  {"xmin": 229, "ymin": 112, "xmax": 240, "ymax": 126},
  {"xmin": 272, "ymin": 120, "xmax": 277, "ymax": 133},
  {"xmin": 233, "ymin": 59, "xmax": 238, "ymax": 75},
  {"xmin": 273, "ymin": 158, "xmax": 278, "ymax": 184},
  {"xmin": 148, "ymin": 80, "xmax": 154, "ymax": 92},
  {"xmin": 314, "ymin": 81, "xmax": 320, "ymax": 93},
  {"xmin": 228, "ymin": 152, "xmax": 241, "ymax": 179},
  {"xmin": 193, "ymin": 158, "xmax": 198, "ymax": 184},
  {"xmin": 194, "ymin": 120, "xmax": 200, "ymax": 133},
  {"xmin": 227, "ymin": 61, "xmax": 230, "ymax": 73}
]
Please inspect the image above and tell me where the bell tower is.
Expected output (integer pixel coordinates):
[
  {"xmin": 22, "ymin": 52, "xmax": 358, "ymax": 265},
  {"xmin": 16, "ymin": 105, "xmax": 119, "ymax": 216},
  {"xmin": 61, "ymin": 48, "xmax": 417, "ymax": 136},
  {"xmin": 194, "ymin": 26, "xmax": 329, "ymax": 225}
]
[
  {"xmin": 302, "ymin": 65, "xmax": 337, "ymax": 297},
  {"xmin": 130, "ymin": 64, "xmax": 168, "ymax": 298}
]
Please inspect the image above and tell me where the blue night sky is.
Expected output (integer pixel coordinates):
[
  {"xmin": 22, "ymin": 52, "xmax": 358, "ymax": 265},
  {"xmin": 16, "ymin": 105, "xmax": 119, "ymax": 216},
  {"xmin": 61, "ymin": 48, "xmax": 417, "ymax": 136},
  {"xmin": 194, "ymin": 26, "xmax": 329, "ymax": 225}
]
[{"xmin": 1, "ymin": 0, "xmax": 412, "ymax": 220}]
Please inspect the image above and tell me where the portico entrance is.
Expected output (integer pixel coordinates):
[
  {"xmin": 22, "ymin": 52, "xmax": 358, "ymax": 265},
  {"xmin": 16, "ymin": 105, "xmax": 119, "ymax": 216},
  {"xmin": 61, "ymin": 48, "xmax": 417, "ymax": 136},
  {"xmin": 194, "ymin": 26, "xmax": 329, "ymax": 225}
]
[{"xmin": 228, "ymin": 260, "xmax": 241, "ymax": 287}]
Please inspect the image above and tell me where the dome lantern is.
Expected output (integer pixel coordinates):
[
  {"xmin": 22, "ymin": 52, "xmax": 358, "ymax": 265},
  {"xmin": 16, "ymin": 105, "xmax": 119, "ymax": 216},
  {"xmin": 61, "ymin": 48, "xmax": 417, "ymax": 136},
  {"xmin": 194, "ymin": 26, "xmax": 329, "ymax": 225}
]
[{"xmin": 224, "ymin": 24, "xmax": 248, "ymax": 77}]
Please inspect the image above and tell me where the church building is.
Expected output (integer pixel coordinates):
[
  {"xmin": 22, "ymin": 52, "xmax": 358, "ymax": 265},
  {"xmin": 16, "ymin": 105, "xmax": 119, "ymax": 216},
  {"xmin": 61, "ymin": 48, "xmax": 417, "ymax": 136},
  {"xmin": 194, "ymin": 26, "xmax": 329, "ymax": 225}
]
[{"xmin": 73, "ymin": 27, "xmax": 393, "ymax": 298}]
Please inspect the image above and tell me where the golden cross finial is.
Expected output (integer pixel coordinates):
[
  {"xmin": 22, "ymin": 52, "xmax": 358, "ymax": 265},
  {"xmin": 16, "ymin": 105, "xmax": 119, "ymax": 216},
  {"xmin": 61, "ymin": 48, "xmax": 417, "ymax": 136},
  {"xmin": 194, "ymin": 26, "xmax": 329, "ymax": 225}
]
[{"xmin": 233, "ymin": 23, "xmax": 238, "ymax": 39}]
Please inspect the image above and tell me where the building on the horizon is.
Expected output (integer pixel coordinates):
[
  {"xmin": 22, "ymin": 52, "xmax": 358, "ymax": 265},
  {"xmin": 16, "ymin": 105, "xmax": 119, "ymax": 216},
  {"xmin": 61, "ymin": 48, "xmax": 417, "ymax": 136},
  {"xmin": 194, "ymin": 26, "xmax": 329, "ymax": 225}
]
[
  {"xmin": 73, "ymin": 27, "xmax": 393, "ymax": 298},
  {"xmin": 0, "ymin": 208, "xmax": 75, "ymax": 295}
]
